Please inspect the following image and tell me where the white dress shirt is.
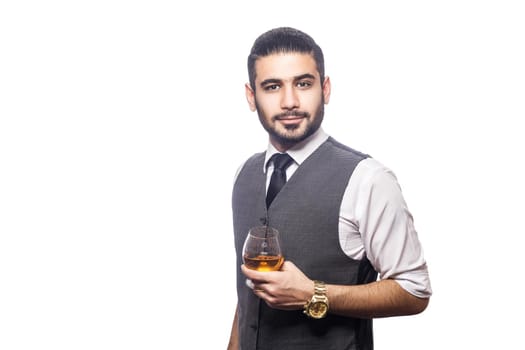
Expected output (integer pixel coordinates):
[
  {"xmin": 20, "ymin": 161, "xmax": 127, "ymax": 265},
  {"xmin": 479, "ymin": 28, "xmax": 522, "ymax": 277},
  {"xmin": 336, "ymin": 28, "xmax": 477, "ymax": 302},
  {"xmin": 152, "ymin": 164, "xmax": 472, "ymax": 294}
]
[{"xmin": 238, "ymin": 128, "xmax": 432, "ymax": 298}]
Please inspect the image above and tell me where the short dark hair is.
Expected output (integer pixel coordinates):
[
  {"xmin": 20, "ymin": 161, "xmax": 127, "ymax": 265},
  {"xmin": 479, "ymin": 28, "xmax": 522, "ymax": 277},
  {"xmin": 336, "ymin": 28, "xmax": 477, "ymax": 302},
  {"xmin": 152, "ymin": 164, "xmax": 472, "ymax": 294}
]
[{"xmin": 247, "ymin": 27, "xmax": 325, "ymax": 91}]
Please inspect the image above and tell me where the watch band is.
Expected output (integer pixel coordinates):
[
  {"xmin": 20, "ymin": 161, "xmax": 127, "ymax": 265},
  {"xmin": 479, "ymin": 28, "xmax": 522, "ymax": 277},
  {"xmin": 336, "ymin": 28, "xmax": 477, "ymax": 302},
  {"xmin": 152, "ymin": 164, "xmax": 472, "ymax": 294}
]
[{"xmin": 314, "ymin": 280, "xmax": 327, "ymax": 294}]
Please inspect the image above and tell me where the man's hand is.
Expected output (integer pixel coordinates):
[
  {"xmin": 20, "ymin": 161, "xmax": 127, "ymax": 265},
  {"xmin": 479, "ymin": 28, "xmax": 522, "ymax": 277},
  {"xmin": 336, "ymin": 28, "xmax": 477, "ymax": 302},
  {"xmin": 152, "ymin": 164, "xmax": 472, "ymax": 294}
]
[{"xmin": 241, "ymin": 261, "xmax": 313, "ymax": 310}]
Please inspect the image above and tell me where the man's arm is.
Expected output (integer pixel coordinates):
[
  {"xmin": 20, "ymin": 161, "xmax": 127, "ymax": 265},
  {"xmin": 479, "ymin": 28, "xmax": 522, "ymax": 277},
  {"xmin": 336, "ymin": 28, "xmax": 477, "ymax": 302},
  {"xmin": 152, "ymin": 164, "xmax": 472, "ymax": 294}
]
[
  {"xmin": 328, "ymin": 278, "xmax": 429, "ymax": 319},
  {"xmin": 227, "ymin": 305, "xmax": 239, "ymax": 350},
  {"xmin": 242, "ymin": 262, "xmax": 429, "ymax": 318}
]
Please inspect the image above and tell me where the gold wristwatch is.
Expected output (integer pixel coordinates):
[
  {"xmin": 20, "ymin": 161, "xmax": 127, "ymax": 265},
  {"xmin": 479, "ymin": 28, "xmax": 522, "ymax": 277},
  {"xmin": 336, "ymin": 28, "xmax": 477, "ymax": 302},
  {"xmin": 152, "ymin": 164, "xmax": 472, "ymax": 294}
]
[{"xmin": 303, "ymin": 280, "xmax": 329, "ymax": 319}]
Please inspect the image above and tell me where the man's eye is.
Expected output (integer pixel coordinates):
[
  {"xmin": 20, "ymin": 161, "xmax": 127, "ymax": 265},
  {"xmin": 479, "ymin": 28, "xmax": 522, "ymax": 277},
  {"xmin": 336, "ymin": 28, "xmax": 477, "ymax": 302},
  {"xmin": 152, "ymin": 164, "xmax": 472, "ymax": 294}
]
[
  {"xmin": 297, "ymin": 81, "xmax": 312, "ymax": 88},
  {"xmin": 264, "ymin": 84, "xmax": 280, "ymax": 91}
]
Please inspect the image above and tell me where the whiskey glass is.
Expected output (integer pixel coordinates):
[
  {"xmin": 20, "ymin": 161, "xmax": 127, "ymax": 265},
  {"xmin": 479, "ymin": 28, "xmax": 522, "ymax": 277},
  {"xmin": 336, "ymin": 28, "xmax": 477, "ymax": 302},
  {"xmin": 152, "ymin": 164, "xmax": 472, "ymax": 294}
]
[{"xmin": 242, "ymin": 226, "xmax": 284, "ymax": 271}]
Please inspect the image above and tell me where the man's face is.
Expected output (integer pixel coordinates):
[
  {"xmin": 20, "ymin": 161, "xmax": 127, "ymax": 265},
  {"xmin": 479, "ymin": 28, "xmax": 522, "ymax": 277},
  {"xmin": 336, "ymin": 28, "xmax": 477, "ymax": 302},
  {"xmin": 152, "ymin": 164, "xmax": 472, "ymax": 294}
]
[{"xmin": 246, "ymin": 52, "xmax": 331, "ymax": 151}]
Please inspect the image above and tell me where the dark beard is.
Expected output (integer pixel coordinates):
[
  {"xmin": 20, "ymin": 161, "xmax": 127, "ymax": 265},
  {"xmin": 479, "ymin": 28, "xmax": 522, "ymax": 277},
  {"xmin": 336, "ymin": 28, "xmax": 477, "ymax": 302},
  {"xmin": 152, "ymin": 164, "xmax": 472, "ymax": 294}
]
[{"xmin": 256, "ymin": 101, "xmax": 325, "ymax": 148}]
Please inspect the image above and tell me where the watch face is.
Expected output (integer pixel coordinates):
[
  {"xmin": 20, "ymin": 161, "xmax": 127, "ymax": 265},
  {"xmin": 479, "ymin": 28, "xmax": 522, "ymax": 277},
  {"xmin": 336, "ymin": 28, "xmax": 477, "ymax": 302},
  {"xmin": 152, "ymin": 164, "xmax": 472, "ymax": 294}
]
[{"xmin": 309, "ymin": 301, "xmax": 328, "ymax": 319}]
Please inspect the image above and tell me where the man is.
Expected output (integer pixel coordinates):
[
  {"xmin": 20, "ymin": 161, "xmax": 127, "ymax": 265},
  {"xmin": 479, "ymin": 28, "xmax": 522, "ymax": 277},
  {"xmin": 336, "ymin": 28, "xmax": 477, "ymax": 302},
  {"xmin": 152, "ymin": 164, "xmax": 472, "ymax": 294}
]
[{"xmin": 229, "ymin": 27, "xmax": 431, "ymax": 350}]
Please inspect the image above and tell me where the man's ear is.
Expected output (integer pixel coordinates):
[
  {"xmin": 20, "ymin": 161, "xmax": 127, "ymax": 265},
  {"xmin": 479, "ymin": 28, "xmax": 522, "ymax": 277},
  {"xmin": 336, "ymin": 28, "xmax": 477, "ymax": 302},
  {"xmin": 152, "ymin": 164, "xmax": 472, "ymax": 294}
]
[
  {"xmin": 245, "ymin": 83, "xmax": 257, "ymax": 111},
  {"xmin": 323, "ymin": 76, "xmax": 331, "ymax": 104}
]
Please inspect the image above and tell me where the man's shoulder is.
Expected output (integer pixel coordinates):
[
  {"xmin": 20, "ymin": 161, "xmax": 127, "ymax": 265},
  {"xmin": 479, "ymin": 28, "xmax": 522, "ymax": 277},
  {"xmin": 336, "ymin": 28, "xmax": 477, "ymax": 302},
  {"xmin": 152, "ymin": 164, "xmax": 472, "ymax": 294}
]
[
  {"xmin": 324, "ymin": 137, "xmax": 371, "ymax": 161},
  {"xmin": 244, "ymin": 151, "xmax": 265, "ymax": 166},
  {"xmin": 235, "ymin": 151, "xmax": 265, "ymax": 177}
]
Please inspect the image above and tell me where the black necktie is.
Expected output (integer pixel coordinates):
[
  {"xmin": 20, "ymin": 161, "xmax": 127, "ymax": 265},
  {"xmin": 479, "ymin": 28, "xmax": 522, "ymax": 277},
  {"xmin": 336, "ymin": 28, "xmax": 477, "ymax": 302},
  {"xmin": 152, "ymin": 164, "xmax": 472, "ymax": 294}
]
[{"xmin": 266, "ymin": 153, "xmax": 293, "ymax": 208}]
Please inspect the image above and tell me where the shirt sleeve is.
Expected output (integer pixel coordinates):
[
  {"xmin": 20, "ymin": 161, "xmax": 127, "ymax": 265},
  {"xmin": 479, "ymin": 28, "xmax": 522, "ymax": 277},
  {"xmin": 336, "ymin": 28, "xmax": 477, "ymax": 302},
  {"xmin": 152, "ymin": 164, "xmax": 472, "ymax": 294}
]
[{"xmin": 340, "ymin": 158, "xmax": 432, "ymax": 298}]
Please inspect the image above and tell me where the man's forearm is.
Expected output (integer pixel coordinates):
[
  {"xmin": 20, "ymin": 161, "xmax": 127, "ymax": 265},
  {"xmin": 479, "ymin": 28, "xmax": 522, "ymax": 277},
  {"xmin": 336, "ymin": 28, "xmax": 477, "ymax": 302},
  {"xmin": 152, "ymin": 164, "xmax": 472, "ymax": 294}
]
[{"xmin": 328, "ymin": 279, "xmax": 429, "ymax": 319}]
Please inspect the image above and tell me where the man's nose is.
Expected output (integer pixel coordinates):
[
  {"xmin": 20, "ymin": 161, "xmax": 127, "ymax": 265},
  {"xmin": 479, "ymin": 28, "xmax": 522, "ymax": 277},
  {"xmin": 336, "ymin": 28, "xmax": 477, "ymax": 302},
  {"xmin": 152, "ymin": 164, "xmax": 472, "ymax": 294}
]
[{"xmin": 280, "ymin": 85, "xmax": 299, "ymax": 110}]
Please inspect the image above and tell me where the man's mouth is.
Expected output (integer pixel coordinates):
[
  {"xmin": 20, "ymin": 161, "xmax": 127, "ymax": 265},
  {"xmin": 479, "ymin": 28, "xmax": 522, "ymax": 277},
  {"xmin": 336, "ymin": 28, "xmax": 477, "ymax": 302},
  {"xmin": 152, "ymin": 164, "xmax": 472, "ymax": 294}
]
[
  {"xmin": 277, "ymin": 116, "xmax": 305, "ymax": 126},
  {"xmin": 274, "ymin": 111, "xmax": 308, "ymax": 122}
]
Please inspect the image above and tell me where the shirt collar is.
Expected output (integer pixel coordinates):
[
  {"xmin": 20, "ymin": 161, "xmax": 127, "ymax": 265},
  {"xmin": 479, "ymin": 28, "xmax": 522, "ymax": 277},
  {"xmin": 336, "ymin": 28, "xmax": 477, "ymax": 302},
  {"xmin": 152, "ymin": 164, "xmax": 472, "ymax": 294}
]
[{"xmin": 263, "ymin": 128, "xmax": 329, "ymax": 173}]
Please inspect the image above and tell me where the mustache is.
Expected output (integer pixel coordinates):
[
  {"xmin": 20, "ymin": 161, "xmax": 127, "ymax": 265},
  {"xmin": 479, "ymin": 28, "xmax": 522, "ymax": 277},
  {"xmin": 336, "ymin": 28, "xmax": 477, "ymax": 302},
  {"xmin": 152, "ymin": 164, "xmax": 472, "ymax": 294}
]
[{"xmin": 273, "ymin": 110, "xmax": 309, "ymax": 120}]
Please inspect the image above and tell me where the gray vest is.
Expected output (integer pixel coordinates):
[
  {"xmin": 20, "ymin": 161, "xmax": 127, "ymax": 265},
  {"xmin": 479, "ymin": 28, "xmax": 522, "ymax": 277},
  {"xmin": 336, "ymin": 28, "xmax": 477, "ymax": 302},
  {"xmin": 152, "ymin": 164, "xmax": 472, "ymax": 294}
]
[{"xmin": 232, "ymin": 137, "xmax": 378, "ymax": 350}]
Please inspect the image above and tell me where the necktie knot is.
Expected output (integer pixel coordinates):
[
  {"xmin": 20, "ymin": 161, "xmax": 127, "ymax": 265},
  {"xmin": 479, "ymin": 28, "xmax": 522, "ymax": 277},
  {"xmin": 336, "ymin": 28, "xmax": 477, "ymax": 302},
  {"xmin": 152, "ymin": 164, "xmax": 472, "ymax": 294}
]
[{"xmin": 271, "ymin": 153, "xmax": 293, "ymax": 171}]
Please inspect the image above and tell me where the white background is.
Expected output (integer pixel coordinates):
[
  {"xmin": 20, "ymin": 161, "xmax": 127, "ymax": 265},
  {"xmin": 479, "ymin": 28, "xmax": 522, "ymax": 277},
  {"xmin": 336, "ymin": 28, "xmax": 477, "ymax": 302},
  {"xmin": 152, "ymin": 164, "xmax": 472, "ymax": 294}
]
[{"xmin": 1, "ymin": 1, "xmax": 524, "ymax": 349}]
